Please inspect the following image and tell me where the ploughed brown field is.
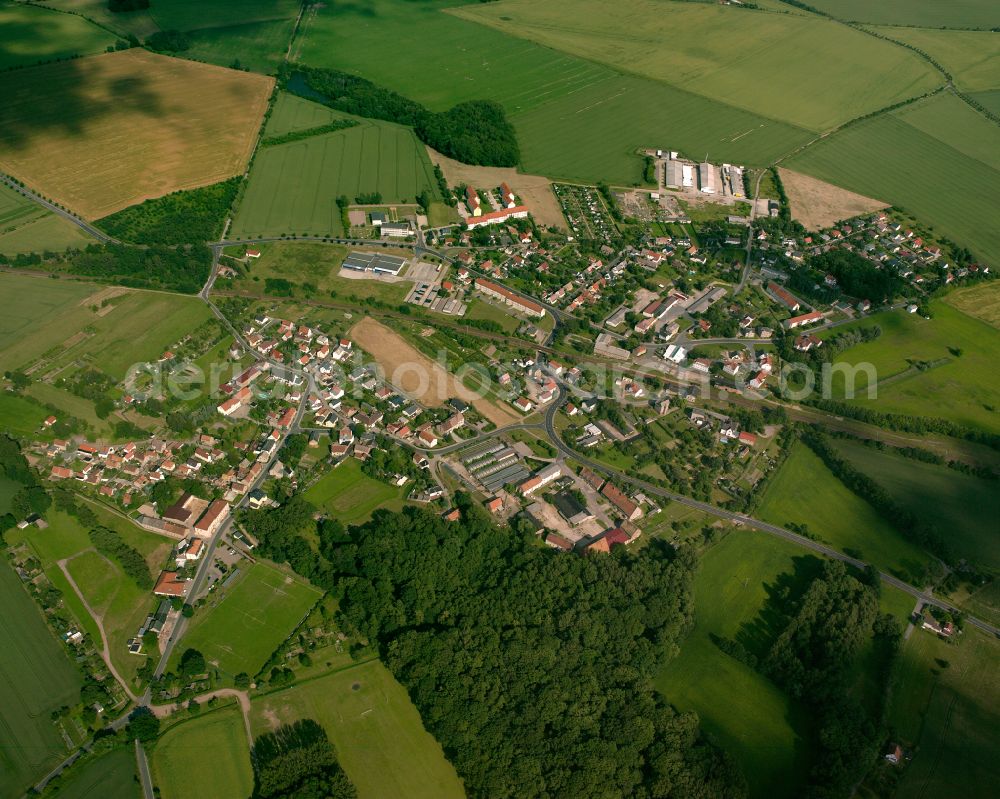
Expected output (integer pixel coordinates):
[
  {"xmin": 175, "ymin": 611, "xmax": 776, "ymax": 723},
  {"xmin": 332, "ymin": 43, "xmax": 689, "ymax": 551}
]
[
  {"xmin": 0, "ymin": 49, "xmax": 273, "ymax": 219},
  {"xmin": 779, "ymin": 168, "xmax": 887, "ymax": 232}
]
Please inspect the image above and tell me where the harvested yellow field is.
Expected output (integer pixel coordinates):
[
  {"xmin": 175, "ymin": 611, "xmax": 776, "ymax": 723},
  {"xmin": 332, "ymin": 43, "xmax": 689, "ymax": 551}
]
[
  {"xmin": 0, "ymin": 50, "xmax": 273, "ymax": 219},
  {"xmin": 350, "ymin": 316, "xmax": 519, "ymax": 428},
  {"xmin": 779, "ymin": 168, "xmax": 887, "ymax": 231}
]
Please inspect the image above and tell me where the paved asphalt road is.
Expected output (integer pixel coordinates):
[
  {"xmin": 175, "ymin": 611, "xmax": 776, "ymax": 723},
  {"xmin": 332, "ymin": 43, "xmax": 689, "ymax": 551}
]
[
  {"xmin": 0, "ymin": 173, "xmax": 118, "ymax": 244},
  {"xmin": 135, "ymin": 740, "xmax": 154, "ymax": 799}
]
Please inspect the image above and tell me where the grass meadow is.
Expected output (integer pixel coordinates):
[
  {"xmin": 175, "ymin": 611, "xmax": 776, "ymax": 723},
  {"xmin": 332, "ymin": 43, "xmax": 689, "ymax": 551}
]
[
  {"xmin": 0, "ymin": 392, "xmax": 50, "ymax": 436},
  {"xmin": 49, "ymin": 747, "xmax": 139, "ymax": 799},
  {"xmin": 264, "ymin": 92, "xmax": 344, "ymax": 137},
  {"xmin": 151, "ymin": 706, "xmax": 253, "ymax": 799},
  {"xmin": 0, "ymin": 1, "xmax": 113, "ymax": 71},
  {"xmin": 970, "ymin": 89, "xmax": 1000, "ymax": 116},
  {"xmin": 0, "ymin": 50, "xmax": 272, "ymax": 219},
  {"xmin": 230, "ymin": 116, "xmax": 438, "ymax": 238},
  {"xmin": 830, "ymin": 438, "xmax": 1000, "ymax": 571},
  {"xmin": 757, "ymin": 442, "xmax": 932, "ymax": 582},
  {"xmin": 806, "ymin": 0, "xmax": 1000, "ymax": 28},
  {"xmin": 888, "ymin": 627, "xmax": 1000, "ymax": 798},
  {"xmin": 465, "ymin": 298, "xmax": 521, "ymax": 333},
  {"xmin": 0, "ymin": 560, "xmax": 83, "ymax": 798},
  {"xmin": 788, "ymin": 92, "xmax": 1000, "ymax": 269},
  {"xmin": 877, "ymin": 27, "xmax": 1000, "ymax": 93},
  {"xmin": 147, "ymin": 0, "xmax": 298, "ymax": 32},
  {"xmin": 656, "ymin": 531, "xmax": 816, "ymax": 798},
  {"xmin": 249, "ymin": 659, "xmax": 466, "ymax": 799},
  {"xmin": 294, "ymin": 0, "xmax": 812, "ymax": 183},
  {"xmin": 173, "ymin": 560, "xmax": 321, "ymax": 678},
  {"xmin": 302, "ymin": 459, "xmax": 406, "ymax": 526},
  {"xmin": 456, "ymin": 0, "xmax": 940, "ymax": 132},
  {"xmin": 824, "ymin": 297, "xmax": 1000, "ymax": 434},
  {"xmin": 183, "ymin": 17, "xmax": 295, "ymax": 75}
]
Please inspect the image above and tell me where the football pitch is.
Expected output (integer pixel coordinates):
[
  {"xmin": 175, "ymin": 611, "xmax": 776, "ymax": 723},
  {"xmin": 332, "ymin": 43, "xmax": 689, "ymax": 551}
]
[{"xmin": 174, "ymin": 560, "xmax": 322, "ymax": 677}]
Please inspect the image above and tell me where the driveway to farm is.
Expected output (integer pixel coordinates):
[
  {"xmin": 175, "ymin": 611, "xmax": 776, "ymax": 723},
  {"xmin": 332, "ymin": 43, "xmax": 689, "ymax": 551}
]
[{"xmin": 57, "ymin": 555, "xmax": 140, "ymax": 703}]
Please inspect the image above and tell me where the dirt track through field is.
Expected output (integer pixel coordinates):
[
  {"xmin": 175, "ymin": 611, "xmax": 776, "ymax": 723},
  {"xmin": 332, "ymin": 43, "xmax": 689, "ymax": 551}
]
[
  {"xmin": 427, "ymin": 147, "xmax": 567, "ymax": 230},
  {"xmin": 779, "ymin": 168, "xmax": 887, "ymax": 231},
  {"xmin": 350, "ymin": 316, "xmax": 519, "ymax": 427}
]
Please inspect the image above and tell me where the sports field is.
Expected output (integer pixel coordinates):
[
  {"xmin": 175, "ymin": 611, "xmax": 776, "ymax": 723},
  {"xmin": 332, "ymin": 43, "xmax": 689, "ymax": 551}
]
[
  {"xmin": 0, "ymin": 50, "xmax": 273, "ymax": 219},
  {"xmin": 294, "ymin": 0, "xmax": 812, "ymax": 182},
  {"xmin": 757, "ymin": 442, "xmax": 932, "ymax": 582},
  {"xmin": 50, "ymin": 747, "xmax": 138, "ymax": 799},
  {"xmin": 151, "ymin": 706, "xmax": 253, "ymax": 799},
  {"xmin": 889, "ymin": 627, "xmax": 1000, "ymax": 798},
  {"xmin": 230, "ymin": 116, "xmax": 437, "ymax": 239},
  {"xmin": 302, "ymin": 459, "xmax": 406, "ymax": 527},
  {"xmin": 877, "ymin": 28, "xmax": 1000, "ymax": 93},
  {"xmin": 173, "ymin": 560, "xmax": 321, "ymax": 677},
  {"xmin": 0, "ymin": 1, "xmax": 113, "ymax": 71},
  {"xmin": 455, "ymin": 0, "xmax": 940, "ymax": 132},
  {"xmin": 825, "ymin": 297, "xmax": 1000, "ymax": 434},
  {"xmin": 656, "ymin": 531, "xmax": 815, "ymax": 798},
  {"xmin": 0, "ymin": 273, "xmax": 212, "ymax": 380},
  {"xmin": 0, "ymin": 560, "xmax": 82, "ymax": 798},
  {"xmin": 249, "ymin": 659, "xmax": 466, "ymax": 799},
  {"xmin": 788, "ymin": 92, "xmax": 1000, "ymax": 269},
  {"xmin": 806, "ymin": 0, "xmax": 1000, "ymax": 28}
]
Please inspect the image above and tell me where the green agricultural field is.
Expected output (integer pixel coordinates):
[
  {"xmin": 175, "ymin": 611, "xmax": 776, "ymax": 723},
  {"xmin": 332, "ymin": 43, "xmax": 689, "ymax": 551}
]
[
  {"xmin": 0, "ymin": 275, "xmax": 212, "ymax": 380},
  {"xmin": 0, "ymin": 392, "xmax": 49, "ymax": 436},
  {"xmin": 249, "ymin": 659, "xmax": 466, "ymax": 799},
  {"xmin": 875, "ymin": 28, "xmax": 1000, "ymax": 92},
  {"xmin": 0, "ymin": 560, "xmax": 83, "ymax": 798},
  {"xmin": 456, "ymin": 0, "xmax": 940, "ymax": 132},
  {"xmin": 151, "ymin": 706, "xmax": 253, "ymax": 799},
  {"xmin": 302, "ymin": 459, "xmax": 406, "ymax": 526},
  {"xmin": 264, "ymin": 92, "xmax": 345, "ymax": 137},
  {"xmin": 970, "ymin": 88, "xmax": 1000, "ymax": 116},
  {"xmin": 830, "ymin": 438, "xmax": 1000, "ymax": 571},
  {"xmin": 806, "ymin": 0, "xmax": 1000, "ymax": 28},
  {"xmin": 824, "ymin": 297, "xmax": 1000, "ymax": 434},
  {"xmin": 788, "ymin": 92, "xmax": 1000, "ymax": 271},
  {"xmin": 888, "ymin": 627, "xmax": 1000, "ymax": 798},
  {"xmin": 0, "ymin": 1, "xmax": 114, "ymax": 71},
  {"xmin": 656, "ymin": 531, "xmax": 816, "ymax": 799},
  {"xmin": 0, "ymin": 212, "xmax": 97, "ymax": 255},
  {"xmin": 293, "ymin": 0, "xmax": 812, "ymax": 183},
  {"xmin": 174, "ymin": 560, "xmax": 321, "ymax": 677},
  {"xmin": 148, "ymin": 0, "xmax": 299, "ymax": 32},
  {"xmin": 184, "ymin": 18, "xmax": 296, "ymax": 75},
  {"xmin": 757, "ymin": 442, "xmax": 932, "ymax": 582},
  {"xmin": 230, "ymin": 116, "xmax": 438, "ymax": 239},
  {"xmin": 945, "ymin": 280, "xmax": 1000, "ymax": 329},
  {"xmin": 50, "ymin": 747, "xmax": 139, "ymax": 799}
]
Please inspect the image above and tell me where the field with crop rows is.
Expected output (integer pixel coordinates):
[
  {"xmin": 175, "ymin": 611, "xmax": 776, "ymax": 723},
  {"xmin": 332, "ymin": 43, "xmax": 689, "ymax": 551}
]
[
  {"xmin": 806, "ymin": 0, "xmax": 1000, "ymax": 28},
  {"xmin": 877, "ymin": 27, "xmax": 1000, "ymax": 92}
]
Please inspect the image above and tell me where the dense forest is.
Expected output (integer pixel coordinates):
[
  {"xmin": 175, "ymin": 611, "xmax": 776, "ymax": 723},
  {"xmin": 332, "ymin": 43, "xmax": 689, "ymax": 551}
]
[
  {"xmin": 788, "ymin": 249, "xmax": 902, "ymax": 304},
  {"xmin": 251, "ymin": 720, "xmax": 356, "ymax": 799},
  {"xmin": 62, "ymin": 243, "xmax": 212, "ymax": 293},
  {"xmin": 95, "ymin": 179, "xmax": 240, "ymax": 245},
  {"xmin": 294, "ymin": 67, "xmax": 520, "ymax": 167},
  {"xmin": 242, "ymin": 496, "xmax": 746, "ymax": 798}
]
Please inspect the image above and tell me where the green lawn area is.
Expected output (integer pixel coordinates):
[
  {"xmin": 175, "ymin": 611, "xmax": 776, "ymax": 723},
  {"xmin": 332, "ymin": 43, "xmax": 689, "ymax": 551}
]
[
  {"xmin": 824, "ymin": 294, "xmax": 1000, "ymax": 434},
  {"xmin": 830, "ymin": 438, "xmax": 1000, "ymax": 571},
  {"xmin": 151, "ymin": 706, "xmax": 253, "ymax": 799},
  {"xmin": 757, "ymin": 442, "xmax": 932, "ymax": 583},
  {"xmin": 888, "ymin": 626, "xmax": 1000, "ymax": 798},
  {"xmin": 465, "ymin": 298, "xmax": 520, "ymax": 333},
  {"xmin": 0, "ymin": 559, "xmax": 83, "ymax": 798},
  {"xmin": 173, "ymin": 560, "xmax": 321, "ymax": 678},
  {"xmin": 0, "ymin": 1, "xmax": 114, "ymax": 71},
  {"xmin": 50, "ymin": 747, "xmax": 139, "ymax": 799},
  {"xmin": 656, "ymin": 531, "xmax": 816, "ymax": 799},
  {"xmin": 789, "ymin": 92, "xmax": 1000, "ymax": 274},
  {"xmin": 302, "ymin": 459, "xmax": 406, "ymax": 526},
  {"xmin": 455, "ymin": 0, "xmax": 939, "ymax": 132},
  {"xmin": 230, "ymin": 100, "xmax": 439, "ymax": 239},
  {"xmin": 249, "ymin": 659, "xmax": 465, "ymax": 799},
  {"xmin": 11, "ymin": 506, "xmax": 170, "ymax": 691},
  {"xmin": 0, "ymin": 392, "xmax": 49, "ymax": 436}
]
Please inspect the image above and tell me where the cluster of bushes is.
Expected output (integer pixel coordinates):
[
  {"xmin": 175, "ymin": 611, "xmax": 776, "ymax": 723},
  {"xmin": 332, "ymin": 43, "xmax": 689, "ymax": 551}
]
[
  {"xmin": 294, "ymin": 66, "xmax": 520, "ymax": 167},
  {"xmin": 88, "ymin": 526, "xmax": 153, "ymax": 589},
  {"xmin": 95, "ymin": 179, "xmax": 240, "ymax": 245},
  {"xmin": 145, "ymin": 30, "xmax": 189, "ymax": 52}
]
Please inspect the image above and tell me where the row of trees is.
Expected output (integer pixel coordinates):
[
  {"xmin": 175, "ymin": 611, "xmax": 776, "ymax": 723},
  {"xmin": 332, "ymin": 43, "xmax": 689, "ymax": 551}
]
[
  {"xmin": 295, "ymin": 66, "xmax": 520, "ymax": 167},
  {"xmin": 89, "ymin": 526, "xmax": 153, "ymax": 589}
]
